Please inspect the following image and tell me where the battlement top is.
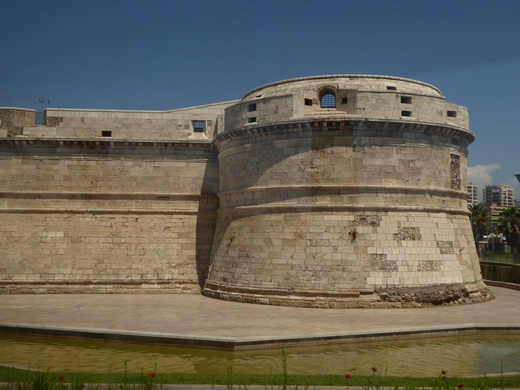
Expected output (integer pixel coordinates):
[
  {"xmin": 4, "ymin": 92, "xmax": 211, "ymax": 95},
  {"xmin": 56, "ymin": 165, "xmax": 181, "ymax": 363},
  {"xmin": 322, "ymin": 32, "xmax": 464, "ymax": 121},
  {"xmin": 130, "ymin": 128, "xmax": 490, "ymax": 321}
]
[{"xmin": 243, "ymin": 74, "xmax": 442, "ymax": 101}]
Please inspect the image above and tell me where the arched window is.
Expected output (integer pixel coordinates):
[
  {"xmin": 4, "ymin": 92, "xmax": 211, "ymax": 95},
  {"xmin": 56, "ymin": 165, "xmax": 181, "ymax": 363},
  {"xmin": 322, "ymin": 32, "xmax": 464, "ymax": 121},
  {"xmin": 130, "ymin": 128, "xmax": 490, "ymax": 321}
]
[{"xmin": 320, "ymin": 93, "xmax": 336, "ymax": 108}]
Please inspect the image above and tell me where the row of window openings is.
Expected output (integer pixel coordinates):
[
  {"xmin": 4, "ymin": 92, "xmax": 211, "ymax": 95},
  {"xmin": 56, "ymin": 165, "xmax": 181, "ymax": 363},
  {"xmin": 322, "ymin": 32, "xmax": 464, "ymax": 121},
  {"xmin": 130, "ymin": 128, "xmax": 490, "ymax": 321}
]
[
  {"xmin": 305, "ymin": 95, "xmax": 349, "ymax": 108},
  {"xmin": 308, "ymin": 94, "xmax": 458, "ymax": 118},
  {"xmin": 100, "ymin": 102, "xmax": 459, "ymax": 135},
  {"xmin": 99, "ymin": 120, "xmax": 207, "ymax": 137},
  {"xmin": 315, "ymin": 94, "xmax": 413, "ymax": 108},
  {"xmin": 401, "ymin": 110, "xmax": 457, "ymax": 117}
]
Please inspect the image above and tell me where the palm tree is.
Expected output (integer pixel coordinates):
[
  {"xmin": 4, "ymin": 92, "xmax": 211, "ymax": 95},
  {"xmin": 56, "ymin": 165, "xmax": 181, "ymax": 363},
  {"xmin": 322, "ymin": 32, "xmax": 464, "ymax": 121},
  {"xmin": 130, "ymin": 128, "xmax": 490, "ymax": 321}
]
[
  {"xmin": 497, "ymin": 207, "xmax": 520, "ymax": 252},
  {"xmin": 469, "ymin": 203, "xmax": 490, "ymax": 249}
]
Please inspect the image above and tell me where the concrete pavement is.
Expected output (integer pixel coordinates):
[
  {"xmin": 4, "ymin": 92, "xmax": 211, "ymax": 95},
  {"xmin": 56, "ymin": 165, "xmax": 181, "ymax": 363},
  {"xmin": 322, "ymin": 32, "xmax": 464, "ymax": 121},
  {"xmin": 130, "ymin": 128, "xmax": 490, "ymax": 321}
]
[{"xmin": 0, "ymin": 285, "xmax": 519, "ymax": 350}]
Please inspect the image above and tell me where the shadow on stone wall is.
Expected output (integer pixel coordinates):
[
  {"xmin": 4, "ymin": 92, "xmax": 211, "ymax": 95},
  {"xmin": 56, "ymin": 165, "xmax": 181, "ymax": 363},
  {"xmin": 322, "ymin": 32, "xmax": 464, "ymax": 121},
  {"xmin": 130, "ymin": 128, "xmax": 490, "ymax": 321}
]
[{"xmin": 194, "ymin": 152, "xmax": 219, "ymax": 288}]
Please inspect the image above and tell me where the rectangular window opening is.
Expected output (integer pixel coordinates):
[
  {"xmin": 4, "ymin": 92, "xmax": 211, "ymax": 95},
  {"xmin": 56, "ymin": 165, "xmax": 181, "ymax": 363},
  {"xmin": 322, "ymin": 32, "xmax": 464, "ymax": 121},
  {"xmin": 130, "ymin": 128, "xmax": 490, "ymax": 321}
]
[
  {"xmin": 341, "ymin": 97, "xmax": 348, "ymax": 104},
  {"xmin": 447, "ymin": 111, "xmax": 457, "ymax": 117},
  {"xmin": 401, "ymin": 96, "xmax": 412, "ymax": 104},
  {"xmin": 247, "ymin": 103, "xmax": 257, "ymax": 112},
  {"xmin": 248, "ymin": 117, "xmax": 257, "ymax": 123},
  {"xmin": 304, "ymin": 98, "xmax": 313, "ymax": 106},
  {"xmin": 101, "ymin": 130, "xmax": 112, "ymax": 137},
  {"xmin": 401, "ymin": 110, "xmax": 412, "ymax": 117},
  {"xmin": 192, "ymin": 120, "xmax": 205, "ymax": 132},
  {"xmin": 387, "ymin": 86, "xmax": 397, "ymax": 91}
]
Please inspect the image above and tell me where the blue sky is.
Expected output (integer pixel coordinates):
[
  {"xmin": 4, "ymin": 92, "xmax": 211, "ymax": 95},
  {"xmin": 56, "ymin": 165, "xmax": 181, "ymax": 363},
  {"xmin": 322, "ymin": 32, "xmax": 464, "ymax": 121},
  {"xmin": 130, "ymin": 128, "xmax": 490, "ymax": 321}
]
[{"xmin": 1, "ymin": 0, "xmax": 519, "ymax": 198}]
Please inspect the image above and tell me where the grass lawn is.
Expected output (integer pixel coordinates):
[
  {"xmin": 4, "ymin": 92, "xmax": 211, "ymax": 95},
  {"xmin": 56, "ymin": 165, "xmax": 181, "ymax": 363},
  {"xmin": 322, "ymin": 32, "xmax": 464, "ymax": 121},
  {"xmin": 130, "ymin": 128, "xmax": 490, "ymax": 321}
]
[{"xmin": 1, "ymin": 366, "xmax": 520, "ymax": 389}]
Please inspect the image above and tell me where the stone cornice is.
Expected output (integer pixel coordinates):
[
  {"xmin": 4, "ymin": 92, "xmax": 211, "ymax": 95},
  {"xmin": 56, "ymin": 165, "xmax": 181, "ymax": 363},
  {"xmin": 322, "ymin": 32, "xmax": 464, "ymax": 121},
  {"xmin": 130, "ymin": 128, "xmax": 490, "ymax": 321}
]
[
  {"xmin": 216, "ymin": 204, "xmax": 469, "ymax": 216},
  {"xmin": 0, "ymin": 138, "xmax": 217, "ymax": 155},
  {"xmin": 0, "ymin": 190, "xmax": 217, "ymax": 200},
  {"xmin": 218, "ymin": 184, "xmax": 469, "ymax": 200},
  {"xmin": 214, "ymin": 118, "xmax": 475, "ymax": 147}
]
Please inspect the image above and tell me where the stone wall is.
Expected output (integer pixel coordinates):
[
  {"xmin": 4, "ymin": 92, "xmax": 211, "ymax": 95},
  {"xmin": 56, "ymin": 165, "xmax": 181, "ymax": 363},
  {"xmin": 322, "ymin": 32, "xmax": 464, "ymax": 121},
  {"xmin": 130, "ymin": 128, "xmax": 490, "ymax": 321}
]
[
  {"xmin": 203, "ymin": 75, "xmax": 491, "ymax": 308},
  {"xmin": 21, "ymin": 101, "xmax": 237, "ymax": 142},
  {"xmin": 480, "ymin": 261, "xmax": 520, "ymax": 284},
  {"xmin": 0, "ymin": 108, "xmax": 36, "ymax": 137},
  {"xmin": 0, "ymin": 75, "xmax": 493, "ymax": 307},
  {"xmin": 0, "ymin": 139, "xmax": 219, "ymax": 293},
  {"xmin": 225, "ymin": 75, "xmax": 469, "ymax": 131}
]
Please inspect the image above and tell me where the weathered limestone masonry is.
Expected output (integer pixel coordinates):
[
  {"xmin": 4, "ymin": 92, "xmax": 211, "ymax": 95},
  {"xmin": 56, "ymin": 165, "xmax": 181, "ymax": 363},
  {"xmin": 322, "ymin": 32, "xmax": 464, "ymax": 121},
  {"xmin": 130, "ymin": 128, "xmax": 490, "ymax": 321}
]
[
  {"xmin": 0, "ymin": 75, "xmax": 492, "ymax": 307},
  {"xmin": 0, "ymin": 102, "xmax": 236, "ymax": 293},
  {"xmin": 202, "ymin": 75, "xmax": 492, "ymax": 308}
]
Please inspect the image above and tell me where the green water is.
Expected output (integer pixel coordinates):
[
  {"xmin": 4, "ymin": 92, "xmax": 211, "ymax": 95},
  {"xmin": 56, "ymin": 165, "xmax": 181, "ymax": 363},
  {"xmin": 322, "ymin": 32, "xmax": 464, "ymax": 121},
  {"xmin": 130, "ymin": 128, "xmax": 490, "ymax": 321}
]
[{"xmin": 1, "ymin": 333, "xmax": 520, "ymax": 377}]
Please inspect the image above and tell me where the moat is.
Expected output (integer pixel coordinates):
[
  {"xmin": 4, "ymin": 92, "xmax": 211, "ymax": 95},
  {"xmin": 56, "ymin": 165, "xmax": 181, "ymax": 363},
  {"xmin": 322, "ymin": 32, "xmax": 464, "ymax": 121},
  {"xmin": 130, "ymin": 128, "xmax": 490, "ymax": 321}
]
[{"xmin": 1, "ymin": 333, "xmax": 520, "ymax": 377}]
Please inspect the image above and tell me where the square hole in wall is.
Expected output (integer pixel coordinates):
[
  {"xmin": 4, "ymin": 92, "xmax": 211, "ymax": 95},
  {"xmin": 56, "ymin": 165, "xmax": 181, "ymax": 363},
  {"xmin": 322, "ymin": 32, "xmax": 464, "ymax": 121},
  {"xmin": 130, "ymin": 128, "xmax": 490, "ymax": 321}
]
[
  {"xmin": 248, "ymin": 117, "xmax": 257, "ymax": 123},
  {"xmin": 101, "ymin": 130, "xmax": 112, "ymax": 137},
  {"xmin": 341, "ymin": 97, "xmax": 348, "ymax": 104},
  {"xmin": 447, "ymin": 111, "xmax": 457, "ymax": 117},
  {"xmin": 248, "ymin": 103, "xmax": 257, "ymax": 112},
  {"xmin": 401, "ymin": 110, "xmax": 412, "ymax": 117},
  {"xmin": 192, "ymin": 120, "xmax": 205, "ymax": 132},
  {"xmin": 387, "ymin": 86, "xmax": 397, "ymax": 91},
  {"xmin": 401, "ymin": 96, "xmax": 412, "ymax": 104},
  {"xmin": 304, "ymin": 98, "xmax": 313, "ymax": 106}
]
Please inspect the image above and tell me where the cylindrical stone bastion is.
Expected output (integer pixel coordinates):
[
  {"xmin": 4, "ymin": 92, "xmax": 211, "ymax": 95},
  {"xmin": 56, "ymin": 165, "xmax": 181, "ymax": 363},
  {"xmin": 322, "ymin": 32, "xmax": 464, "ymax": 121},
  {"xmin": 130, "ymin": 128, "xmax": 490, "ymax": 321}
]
[{"xmin": 203, "ymin": 75, "xmax": 492, "ymax": 308}]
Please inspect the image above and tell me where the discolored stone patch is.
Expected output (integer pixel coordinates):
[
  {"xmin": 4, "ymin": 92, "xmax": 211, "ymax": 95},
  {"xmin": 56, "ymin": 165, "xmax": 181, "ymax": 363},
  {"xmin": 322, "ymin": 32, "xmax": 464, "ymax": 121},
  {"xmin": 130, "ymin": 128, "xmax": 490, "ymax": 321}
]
[
  {"xmin": 393, "ymin": 227, "xmax": 422, "ymax": 241},
  {"xmin": 437, "ymin": 240, "xmax": 454, "ymax": 254}
]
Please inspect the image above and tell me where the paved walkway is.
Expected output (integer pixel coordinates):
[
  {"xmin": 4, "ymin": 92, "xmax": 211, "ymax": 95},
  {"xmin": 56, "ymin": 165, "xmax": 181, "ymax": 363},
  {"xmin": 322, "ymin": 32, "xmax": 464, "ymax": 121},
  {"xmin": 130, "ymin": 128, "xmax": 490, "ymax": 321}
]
[{"xmin": 1, "ymin": 286, "xmax": 520, "ymax": 349}]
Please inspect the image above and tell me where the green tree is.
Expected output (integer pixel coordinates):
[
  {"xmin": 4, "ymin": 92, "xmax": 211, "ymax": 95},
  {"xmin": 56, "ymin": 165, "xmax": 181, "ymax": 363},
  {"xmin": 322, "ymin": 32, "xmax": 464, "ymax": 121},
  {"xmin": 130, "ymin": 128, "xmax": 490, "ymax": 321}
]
[
  {"xmin": 470, "ymin": 203, "xmax": 490, "ymax": 249},
  {"xmin": 497, "ymin": 207, "xmax": 520, "ymax": 251}
]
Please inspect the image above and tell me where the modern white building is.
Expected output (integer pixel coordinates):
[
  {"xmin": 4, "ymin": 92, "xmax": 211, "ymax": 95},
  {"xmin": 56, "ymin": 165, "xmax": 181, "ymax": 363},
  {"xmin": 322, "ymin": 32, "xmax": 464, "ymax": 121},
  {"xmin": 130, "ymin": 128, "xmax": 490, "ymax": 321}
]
[
  {"xmin": 467, "ymin": 182, "xmax": 479, "ymax": 206},
  {"xmin": 483, "ymin": 185, "xmax": 515, "ymax": 208}
]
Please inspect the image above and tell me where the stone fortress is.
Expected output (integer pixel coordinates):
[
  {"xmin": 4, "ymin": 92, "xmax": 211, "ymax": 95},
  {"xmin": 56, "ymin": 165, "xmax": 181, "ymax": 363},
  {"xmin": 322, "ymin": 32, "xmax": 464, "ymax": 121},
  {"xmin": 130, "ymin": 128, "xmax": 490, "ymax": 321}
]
[{"xmin": 0, "ymin": 75, "xmax": 492, "ymax": 308}]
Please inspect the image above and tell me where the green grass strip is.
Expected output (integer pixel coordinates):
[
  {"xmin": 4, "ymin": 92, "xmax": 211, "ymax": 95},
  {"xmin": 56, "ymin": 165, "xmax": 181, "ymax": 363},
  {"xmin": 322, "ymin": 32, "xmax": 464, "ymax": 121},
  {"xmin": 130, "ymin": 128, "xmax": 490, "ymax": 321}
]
[{"xmin": 1, "ymin": 366, "xmax": 520, "ymax": 389}]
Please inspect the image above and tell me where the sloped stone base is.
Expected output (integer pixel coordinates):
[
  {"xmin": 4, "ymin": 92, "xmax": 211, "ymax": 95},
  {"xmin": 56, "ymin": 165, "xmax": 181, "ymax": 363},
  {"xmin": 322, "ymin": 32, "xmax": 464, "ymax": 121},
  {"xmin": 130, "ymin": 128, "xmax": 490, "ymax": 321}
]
[{"xmin": 202, "ymin": 282, "xmax": 494, "ymax": 309}]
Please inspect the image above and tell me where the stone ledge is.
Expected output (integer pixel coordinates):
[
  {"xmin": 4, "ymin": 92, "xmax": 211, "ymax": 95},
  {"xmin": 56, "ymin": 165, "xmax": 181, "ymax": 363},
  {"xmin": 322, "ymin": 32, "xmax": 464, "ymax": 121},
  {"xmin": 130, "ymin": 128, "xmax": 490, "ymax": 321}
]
[
  {"xmin": 1, "ymin": 323, "xmax": 520, "ymax": 351},
  {"xmin": 202, "ymin": 282, "xmax": 494, "ymax": 309},
  {"xmin": 216, "ymin": 204, "xmax": 469, "ymax": 216},
  {"xmin": 0, "ymin": 280, "xmax": 202, "ymax": 294},
  {"xmin": 0, "ymin": 138, "xmax": 216, "ymax": 155},
  {"xmin": 215, "ymin": 118, "xmax": 474, "ymax": 146},
  {"xmin": 0, "ymin": 208, "xmax": 213, "ymax": 215}
]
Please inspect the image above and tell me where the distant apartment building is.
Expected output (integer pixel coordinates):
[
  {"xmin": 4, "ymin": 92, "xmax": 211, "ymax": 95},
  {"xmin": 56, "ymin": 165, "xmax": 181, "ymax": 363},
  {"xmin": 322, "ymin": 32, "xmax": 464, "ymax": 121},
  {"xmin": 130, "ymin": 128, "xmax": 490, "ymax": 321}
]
[
  {"xmin": 515, "ymin": 173, "xmax": 520, "ymax": 207},
  {"xmin": 467, "ymin": 182, "xmax": 479, "ymax": 206},
  {"xmin": 483, "ymin": 185, "xmax": 515, "ymax": 207}
]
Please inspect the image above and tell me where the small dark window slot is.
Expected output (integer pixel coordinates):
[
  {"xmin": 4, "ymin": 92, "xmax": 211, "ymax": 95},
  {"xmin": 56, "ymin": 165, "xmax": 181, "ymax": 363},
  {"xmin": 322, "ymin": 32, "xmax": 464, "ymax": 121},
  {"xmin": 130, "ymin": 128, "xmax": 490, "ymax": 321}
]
[
  {"xmin": 341, "ymin": 97, "xmax": 348, "ymax": 104},
  {"xmin": 401, "ymin": 110, "xmax": 412, "ymax": 117},
  {"xmin": 401, "ymin": 96, "xmax": 412, "ymax": 104},
  {"xmin": 247, "ymin": 103, "xmax": 257, "ymax": 112},
  {"xmin": 193, "ymin": 120, "xmax": 205, "ymax": 132},
  {"xmin": 447, "ymin": 111, "xmax": 457, "ymax": 117},
  {"xmin": 387, "ymin": 86, "xmax": 397, "ymax": 91},
  {"xmin": 101, "ymin": 130, "xmax": 112, "ymax": 137},
  {"xmin": 248, "ymin": 117, "xmax": 257, "ymax": 123},
  {"xmin": 304, "ymin": 98, "xmax": 313, "ymax": 106}
]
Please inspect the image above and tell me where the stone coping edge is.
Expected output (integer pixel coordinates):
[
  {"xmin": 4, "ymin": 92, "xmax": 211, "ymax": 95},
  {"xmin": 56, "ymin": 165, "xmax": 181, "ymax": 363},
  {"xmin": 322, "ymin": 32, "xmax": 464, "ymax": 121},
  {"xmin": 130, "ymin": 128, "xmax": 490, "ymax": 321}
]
[
  {"xmin": 1, "ymin": 323, "xmax": 520, "ymax": 351},
  {"xmin": 243, "ymin": 74, "xmax": 443, "ymax": 100}
]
